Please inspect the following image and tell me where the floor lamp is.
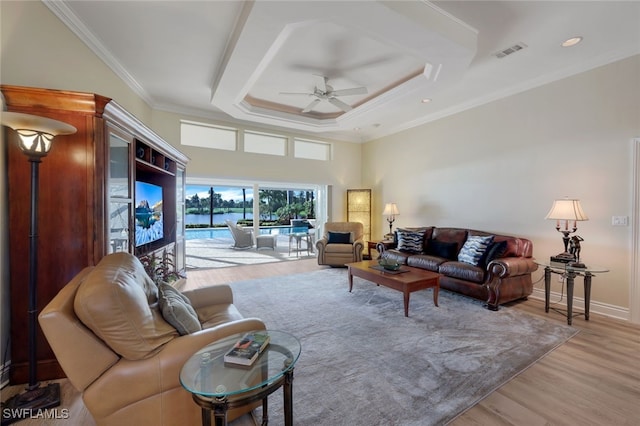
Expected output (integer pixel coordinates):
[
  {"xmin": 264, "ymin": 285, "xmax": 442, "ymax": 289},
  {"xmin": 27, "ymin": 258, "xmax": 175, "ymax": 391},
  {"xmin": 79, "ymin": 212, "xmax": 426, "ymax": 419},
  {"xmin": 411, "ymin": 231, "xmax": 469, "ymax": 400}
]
[{"xmin": 1, "ymin": 112, "xmax": 76, "ymax": 423}]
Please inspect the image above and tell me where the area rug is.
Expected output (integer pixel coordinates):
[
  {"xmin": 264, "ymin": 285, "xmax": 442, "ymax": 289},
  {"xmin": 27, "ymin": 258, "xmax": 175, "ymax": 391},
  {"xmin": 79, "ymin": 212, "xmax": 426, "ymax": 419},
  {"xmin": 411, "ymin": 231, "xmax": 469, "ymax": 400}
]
[
  {"xmin": 186, "ymin": 236, "xmax": 314, "ymax": 269},
  {"xmin": 227, "ymin": 268, "xmax": 578, "ymax": 426}
]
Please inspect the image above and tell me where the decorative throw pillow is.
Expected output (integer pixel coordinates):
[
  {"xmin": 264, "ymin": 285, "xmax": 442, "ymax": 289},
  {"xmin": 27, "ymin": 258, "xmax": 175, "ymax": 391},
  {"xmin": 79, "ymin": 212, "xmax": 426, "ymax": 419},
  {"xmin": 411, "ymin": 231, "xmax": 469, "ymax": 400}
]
[
  {"xmin": 158, "ymin": 282, "xmax": 202, "ymax": 335},
  {"xmin": 425, "ymin": 239, "xmax": 459, "ymax": 260},
  {"xmin": 479, "ymin": 240, "xmax": 508, "ymax": 268},
  {"xmin": 458, "ymin": 235, "xmax": 495, "ymax": 266},
  {"xmin": 397, "ymin": 230, "xmax": 425, "ymax": 253},
  {"xmin": 327, "ymin": 231, "xmax": 351, "ymax": 244}
]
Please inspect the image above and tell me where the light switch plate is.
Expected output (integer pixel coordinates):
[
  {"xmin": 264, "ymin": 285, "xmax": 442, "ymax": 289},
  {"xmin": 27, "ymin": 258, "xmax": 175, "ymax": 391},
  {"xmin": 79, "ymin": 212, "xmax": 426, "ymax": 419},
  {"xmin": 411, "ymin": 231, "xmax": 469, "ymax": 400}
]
[{"xmin": 612, "ymin": 216, "xmax": 629, "ymax": 226}]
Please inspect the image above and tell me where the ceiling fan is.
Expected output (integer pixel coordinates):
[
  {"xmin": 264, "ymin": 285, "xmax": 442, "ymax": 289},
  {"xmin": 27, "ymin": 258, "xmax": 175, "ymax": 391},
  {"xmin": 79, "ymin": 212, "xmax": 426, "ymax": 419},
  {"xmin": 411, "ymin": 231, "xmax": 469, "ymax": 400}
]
[{"xmin": 280, "ymin": 74, "xmax": 367, "ymax": 113}]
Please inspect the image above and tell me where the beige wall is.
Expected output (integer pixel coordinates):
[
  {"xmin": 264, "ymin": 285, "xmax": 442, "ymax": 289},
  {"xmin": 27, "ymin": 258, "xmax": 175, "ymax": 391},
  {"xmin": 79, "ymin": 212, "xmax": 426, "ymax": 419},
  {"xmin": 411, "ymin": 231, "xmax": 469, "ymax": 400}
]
[
  {"xmin": 1, "ymin": 1, "xmax": 152, "ymax": 125},
  {"xmin": 363, "ymin": 55, "xmax": 640, "ymax": 316}
]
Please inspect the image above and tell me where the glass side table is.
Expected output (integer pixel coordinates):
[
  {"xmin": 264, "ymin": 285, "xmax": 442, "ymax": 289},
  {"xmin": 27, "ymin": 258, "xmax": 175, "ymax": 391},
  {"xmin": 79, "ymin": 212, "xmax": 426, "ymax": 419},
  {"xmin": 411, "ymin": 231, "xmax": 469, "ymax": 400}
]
[
  {"xmin": 535, "ymin": 261, "xmax": 609, "ymax": 325},
  {"xmin": 180, "ymin": 330, "xmax": 301, "ymax": 426}
]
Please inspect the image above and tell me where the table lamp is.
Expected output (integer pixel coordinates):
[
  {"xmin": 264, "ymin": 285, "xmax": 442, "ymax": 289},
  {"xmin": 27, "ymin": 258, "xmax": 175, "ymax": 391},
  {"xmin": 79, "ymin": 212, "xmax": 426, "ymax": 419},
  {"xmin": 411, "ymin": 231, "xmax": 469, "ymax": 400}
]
[
  {"xmin": 382, "ymin": 203, "xmax": 399, "ymax": 239},
  {"xmin": 545, "ymin": 197, "xmax": 588, "ymax": 266}
]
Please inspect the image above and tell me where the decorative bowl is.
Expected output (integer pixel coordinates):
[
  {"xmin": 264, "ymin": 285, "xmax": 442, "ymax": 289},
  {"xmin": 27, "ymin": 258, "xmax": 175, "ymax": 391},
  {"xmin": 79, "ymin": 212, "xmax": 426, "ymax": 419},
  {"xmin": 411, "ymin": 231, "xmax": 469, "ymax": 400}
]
[{"xmin": 378, "ymin": 258, "xmax": 400, "ymax": 271}]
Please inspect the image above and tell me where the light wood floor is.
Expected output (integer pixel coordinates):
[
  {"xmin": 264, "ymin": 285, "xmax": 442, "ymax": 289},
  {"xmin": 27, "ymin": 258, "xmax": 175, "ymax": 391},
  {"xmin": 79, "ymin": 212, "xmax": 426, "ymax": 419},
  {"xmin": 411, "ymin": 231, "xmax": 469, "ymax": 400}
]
[{"xmin": 4, "ymin": 259, "xmax": 639, "ymax": 425}]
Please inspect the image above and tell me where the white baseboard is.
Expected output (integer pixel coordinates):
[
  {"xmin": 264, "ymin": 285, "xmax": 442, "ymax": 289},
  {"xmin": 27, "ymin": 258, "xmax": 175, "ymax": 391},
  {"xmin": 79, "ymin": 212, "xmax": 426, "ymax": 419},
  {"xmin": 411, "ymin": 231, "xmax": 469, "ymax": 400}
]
[{"xmin": 530, "ymin": 288, "xmax": 630, "ymax": 322}]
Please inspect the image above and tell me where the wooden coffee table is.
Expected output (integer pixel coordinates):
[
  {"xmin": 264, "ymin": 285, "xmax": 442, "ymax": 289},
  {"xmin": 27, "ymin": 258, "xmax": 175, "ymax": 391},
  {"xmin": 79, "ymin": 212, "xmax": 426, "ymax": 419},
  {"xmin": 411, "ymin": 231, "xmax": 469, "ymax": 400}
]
[{"xmin": 346, "ymin": 260, "xmax": 440, "ymax": 317}]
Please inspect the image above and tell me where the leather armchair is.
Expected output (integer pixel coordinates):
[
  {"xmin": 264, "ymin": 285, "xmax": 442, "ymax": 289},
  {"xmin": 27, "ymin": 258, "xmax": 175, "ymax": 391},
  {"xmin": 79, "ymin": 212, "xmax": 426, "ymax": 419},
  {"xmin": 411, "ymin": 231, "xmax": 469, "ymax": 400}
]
[
  {"xmin": 315, "ymin": 222, "xmax": 365, "ymax": 266},
  {"xmin": 38, "ymin": 252, "xmax": 265, "ymax": 426}
]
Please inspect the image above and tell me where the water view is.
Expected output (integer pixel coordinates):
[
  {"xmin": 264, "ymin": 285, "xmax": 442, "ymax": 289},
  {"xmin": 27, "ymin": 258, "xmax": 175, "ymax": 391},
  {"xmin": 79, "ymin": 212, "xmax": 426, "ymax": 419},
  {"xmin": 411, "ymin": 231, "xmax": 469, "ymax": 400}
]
[{"xmin": 186, "ymin": 212, "xmax": 253, "ymax": 226}]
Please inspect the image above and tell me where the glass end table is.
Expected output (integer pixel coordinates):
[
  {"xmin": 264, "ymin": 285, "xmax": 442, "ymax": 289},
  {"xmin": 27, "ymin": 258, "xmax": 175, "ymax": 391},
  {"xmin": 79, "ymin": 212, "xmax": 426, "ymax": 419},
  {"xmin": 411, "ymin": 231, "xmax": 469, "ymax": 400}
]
[
  {"xmin": 535, "ymin": 260, "xmax": 609, "ymax": 325},
  {"xmin": 180, "ymin": 330, "xmax": 301, "ymax": 426}
]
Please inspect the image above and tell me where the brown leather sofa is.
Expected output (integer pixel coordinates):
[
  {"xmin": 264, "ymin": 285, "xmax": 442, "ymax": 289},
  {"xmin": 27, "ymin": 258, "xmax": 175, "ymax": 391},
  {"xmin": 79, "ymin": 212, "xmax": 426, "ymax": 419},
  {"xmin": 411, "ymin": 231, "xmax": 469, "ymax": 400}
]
[
  {"xmin": 38, "ymin": 252, "xmax": 265, "ymax": 426},
  {"xmin": 377, "ymin": 227, "xmax": 537, "ymax": 310},
  {"xmin": 315, "ymin": 222, "xmax": 365, "ymax": 266}
]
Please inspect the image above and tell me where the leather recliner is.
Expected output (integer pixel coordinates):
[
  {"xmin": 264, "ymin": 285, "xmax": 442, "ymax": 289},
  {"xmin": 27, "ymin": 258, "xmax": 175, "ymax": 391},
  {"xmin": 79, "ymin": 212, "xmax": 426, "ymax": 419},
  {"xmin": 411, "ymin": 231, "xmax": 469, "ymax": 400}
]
[
  {"xmin": 38, "ymin": 252, "xmax": 265, "ymax": 426},
  {"xmin": 315, "ymin": 221, "xmax": 365, "ymax": 266}
]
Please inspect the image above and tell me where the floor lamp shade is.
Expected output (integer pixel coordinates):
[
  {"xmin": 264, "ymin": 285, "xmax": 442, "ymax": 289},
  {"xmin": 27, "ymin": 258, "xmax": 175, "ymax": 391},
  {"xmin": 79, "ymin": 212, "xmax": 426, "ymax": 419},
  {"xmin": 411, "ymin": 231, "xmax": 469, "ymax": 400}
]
[
  {"xmin": 1, "ymin": 111, "xmax": 76, "ymax": 421},
  {"xmin": 347, "ymin": 189, "xmax": 371, "ymax": 243}
]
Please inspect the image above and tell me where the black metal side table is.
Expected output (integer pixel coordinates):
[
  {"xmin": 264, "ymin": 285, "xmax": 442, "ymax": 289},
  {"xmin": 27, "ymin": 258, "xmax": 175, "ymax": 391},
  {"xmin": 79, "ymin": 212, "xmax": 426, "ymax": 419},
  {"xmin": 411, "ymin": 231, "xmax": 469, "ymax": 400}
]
[
  {"xmin": 180, "ymin": 330, "xmax": 301, "ymax": 426},
  {"xmin": 536, "ymin": 261, "xmax": 609, "ymax": 325}
]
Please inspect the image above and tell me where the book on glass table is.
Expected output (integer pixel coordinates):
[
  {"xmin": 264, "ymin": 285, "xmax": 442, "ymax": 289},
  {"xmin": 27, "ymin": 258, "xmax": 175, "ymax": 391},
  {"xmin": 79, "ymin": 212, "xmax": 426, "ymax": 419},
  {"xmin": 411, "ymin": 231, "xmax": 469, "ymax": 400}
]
[{"xmin": 224, "ymin": 331, "xmax": 270, "ymax": 366}]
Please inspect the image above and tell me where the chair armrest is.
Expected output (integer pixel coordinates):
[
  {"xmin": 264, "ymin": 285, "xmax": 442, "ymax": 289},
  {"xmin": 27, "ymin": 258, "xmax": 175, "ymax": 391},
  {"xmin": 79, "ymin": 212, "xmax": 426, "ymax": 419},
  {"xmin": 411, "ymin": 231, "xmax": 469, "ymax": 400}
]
[
  {"xmin": 84, "ymin": 318, "xmax": 266, "ymax": 418},
  {"xmin": 182, "ymin": 284, "xmax": 234, "ymax": 309}
]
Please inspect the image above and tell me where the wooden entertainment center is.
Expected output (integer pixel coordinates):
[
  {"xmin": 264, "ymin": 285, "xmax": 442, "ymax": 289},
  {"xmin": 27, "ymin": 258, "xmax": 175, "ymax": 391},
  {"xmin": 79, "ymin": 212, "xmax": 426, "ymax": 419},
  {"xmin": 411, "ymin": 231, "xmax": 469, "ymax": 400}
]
[{"xmin": 2, "ymin": 85, "xmax": 189, "ymax": 383}]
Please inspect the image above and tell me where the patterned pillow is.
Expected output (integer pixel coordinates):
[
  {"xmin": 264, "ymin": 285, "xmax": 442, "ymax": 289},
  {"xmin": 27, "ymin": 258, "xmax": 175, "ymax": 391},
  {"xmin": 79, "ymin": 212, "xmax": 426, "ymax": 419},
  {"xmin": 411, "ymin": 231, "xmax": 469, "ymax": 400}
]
[
  {"xmin": 458, "ymin": 235, "xmax": 495, "ymax": 266},
  {"xmin": 397, "ymin": 230, "xmax": 425, "ymax": 253}
]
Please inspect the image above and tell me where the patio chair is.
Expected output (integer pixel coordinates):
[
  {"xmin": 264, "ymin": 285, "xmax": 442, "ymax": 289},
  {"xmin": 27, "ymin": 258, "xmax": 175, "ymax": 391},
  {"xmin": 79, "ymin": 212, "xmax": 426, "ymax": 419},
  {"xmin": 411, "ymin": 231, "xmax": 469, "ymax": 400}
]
[{"xmin": 225, "ymin": 219, "xmax": 254, "ymax": 249}]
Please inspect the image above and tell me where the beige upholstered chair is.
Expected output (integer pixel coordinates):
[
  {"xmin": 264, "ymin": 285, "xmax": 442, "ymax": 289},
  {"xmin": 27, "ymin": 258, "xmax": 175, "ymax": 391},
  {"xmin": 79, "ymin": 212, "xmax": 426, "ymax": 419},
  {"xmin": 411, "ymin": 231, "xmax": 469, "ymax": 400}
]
[
  {"xmin": 315, "ymin": 222, "xmax": 365, "ymax": 266},
  {"xmin": 38, "ymin": 252, "xmax": 265, "ymax": 426},
  {"xmin": 225, "ymin": 219, "xmax": 254, "ymax": 249}
]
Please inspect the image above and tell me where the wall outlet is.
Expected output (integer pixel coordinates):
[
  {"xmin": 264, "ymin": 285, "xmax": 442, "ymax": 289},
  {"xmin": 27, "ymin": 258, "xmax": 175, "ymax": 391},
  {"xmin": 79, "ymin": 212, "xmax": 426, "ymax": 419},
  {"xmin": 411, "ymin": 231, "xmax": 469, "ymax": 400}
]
[{"xmin": 612, "ymin": 216, "xmax": 629, "ymax": 226}]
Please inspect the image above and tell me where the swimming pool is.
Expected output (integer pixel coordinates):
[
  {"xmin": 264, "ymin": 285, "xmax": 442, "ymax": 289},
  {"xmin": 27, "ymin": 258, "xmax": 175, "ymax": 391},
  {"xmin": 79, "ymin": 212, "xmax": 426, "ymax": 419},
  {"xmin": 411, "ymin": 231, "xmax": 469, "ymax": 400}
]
[{"xmin": 185, "ymin": 226, "xmax": 312, "ymax": 240}]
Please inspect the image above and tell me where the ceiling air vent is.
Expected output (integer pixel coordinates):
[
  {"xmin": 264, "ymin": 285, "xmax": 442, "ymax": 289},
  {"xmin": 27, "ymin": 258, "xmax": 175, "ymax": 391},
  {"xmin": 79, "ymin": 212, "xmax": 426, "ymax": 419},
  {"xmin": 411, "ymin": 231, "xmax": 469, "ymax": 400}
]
[{"xmin": 494, "ymin": 42, "xmax": 528, "ymax": 59}]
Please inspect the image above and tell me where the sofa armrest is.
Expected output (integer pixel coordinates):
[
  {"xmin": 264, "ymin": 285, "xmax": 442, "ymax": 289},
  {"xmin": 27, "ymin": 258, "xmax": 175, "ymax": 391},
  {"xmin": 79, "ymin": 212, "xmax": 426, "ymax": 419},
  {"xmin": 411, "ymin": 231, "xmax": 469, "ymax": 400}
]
[
  {"xmin": 376, "ymin": 241, "xmax": 397, "ymax": 255},
  {"xmin": 488, "ymin": 257, "xmax": 538, "ymax": 278},
  {"xmin": 182, "ymin": 284, "xmax": 234, "ymax": 309}
]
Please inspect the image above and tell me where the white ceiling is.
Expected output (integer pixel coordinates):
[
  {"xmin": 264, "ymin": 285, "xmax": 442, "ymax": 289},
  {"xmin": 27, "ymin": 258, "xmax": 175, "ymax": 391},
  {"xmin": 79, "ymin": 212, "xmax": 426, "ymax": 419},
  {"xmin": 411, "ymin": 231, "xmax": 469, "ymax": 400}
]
[{"xmin": 45, "ymin": 1, "xmax": 640, "ymax": 143}]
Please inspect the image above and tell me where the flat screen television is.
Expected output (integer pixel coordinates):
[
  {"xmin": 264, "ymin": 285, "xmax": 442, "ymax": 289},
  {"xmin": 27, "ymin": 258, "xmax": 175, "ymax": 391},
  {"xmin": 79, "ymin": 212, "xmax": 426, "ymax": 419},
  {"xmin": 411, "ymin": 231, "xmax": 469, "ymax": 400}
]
[{"xmin": 135, "ymin": 181, "xmax": 163, "ymax": 247}]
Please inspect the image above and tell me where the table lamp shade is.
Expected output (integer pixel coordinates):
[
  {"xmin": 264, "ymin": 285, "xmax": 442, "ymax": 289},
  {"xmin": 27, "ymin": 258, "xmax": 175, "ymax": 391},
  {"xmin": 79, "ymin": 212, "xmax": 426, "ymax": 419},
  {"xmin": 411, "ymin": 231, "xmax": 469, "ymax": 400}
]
[
  {"xmin": 382, "ymin": 203, "xmax": 400, "ymax": 216},
  {"xmin": 545, "ymin": 198, "xmax": 588, "ymax": 221}
]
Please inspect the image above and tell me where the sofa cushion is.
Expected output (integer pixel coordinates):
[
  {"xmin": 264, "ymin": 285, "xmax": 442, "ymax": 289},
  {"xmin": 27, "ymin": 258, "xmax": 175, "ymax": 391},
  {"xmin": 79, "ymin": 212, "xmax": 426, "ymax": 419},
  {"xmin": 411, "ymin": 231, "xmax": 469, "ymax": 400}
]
[
  {"xmin": 158, "ymin": 282, "xmax": 202, "ymax": 335},
  {"xmin": 458, "ymin": 235, "xmax": 494, "ymax": 266},
  {"xmin": 74, "ymin": 252, "xmax": 178, "ymax": 360},
  {"xmin": 425, "ymin": 239, "xmax": 458, "ymax": 260},
  {"xmin": 327, "ymin": 231, "xmax": 351, "ymax": 244},
  {"xmin": 439, "ymin": 261, "xmax": 486, "ymax": 283},
  {"xmin": 407, "ymin": 254, "xmax": 446, "ymax": 272},
  {"xmin": 397, "ymin": 230, "xmax": 425, "ymax": 253}
]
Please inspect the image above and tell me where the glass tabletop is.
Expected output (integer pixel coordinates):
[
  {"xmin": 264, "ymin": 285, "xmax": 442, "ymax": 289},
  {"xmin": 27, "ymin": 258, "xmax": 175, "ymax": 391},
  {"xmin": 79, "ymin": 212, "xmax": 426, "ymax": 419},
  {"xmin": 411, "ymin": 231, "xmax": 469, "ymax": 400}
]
[
  {"xmin": 535, "ymin": 260, "xmax": 609, "ymax": 274},
  {"xmin": 180, "ymin": 330, "xmax": 301, "ymax": 398}
]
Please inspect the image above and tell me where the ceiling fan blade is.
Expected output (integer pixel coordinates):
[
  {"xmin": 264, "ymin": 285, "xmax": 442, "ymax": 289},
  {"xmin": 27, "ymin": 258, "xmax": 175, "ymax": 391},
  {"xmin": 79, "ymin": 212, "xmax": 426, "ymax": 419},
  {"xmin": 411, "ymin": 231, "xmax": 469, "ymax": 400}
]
[
  {"xmin": 279, "ymin": 92, "xmax": 313, "ymax": 96},
  {"xmin": 330, "ymin": 87, "xmax": 368, "ymax": 97},
  {"xmin": 313, "ymin": 74, "xmax": 328, "ymax": 93},
  {"xmin": 302, "ymin": 98, "xmax": 321, "ymax": 113},
  {"xmin": 328, "ymin": 97, "xmax": 353, "ymax": 112}
]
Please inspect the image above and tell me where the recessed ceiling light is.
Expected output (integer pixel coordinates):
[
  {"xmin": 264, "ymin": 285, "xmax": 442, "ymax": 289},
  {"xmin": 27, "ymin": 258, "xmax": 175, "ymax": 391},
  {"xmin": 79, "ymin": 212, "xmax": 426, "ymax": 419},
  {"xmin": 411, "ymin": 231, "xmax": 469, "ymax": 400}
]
[
  {"xmin": 561, "ymin": 36, "xmax": 583, "ymax": 47},
  {"xmin": 421, "ymin": 98, "xmax": 432, "ymax": 104},
  {"xmin": 353, "ymin": 127, "xmax": 361, "ymax": 131}
]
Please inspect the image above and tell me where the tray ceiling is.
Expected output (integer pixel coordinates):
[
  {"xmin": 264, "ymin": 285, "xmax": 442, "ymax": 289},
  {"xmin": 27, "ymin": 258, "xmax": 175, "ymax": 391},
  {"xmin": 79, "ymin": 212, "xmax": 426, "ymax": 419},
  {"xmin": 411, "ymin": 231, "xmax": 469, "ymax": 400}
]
[{"xmin": 45, "ymin": 1, "xmax": 640, "ymax": 143}]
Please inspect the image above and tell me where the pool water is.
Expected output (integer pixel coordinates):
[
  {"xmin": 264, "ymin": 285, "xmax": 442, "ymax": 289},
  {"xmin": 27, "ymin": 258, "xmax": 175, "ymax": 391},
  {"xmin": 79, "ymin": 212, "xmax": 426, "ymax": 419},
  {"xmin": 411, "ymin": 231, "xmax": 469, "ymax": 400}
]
[{"xmin": 185, "ymin": 226, "xmax": 312, "ymax": 240}]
